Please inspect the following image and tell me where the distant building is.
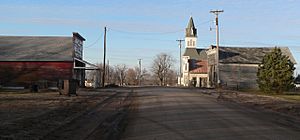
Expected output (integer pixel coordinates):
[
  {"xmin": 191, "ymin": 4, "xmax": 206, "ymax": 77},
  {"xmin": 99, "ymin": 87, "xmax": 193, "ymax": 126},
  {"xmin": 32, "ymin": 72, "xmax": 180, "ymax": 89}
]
[
  {"xmin": 207, "ymin": 46, "xmax": 296, "ymax": 89},
  {"xmin": 0, "ymin": 32, "xmax": 96, "ymax": 91},
  {"xmin": 180, "ymin": 17, "xmax": 208, "ymax": 87},
  {"xmin": 179, "ymin": 17, "xmax": 297, "ymax": 89}
]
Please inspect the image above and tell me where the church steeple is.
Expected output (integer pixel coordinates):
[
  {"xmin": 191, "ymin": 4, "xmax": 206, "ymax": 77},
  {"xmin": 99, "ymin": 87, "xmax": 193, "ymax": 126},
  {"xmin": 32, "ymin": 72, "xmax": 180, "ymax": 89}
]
[
  {"xmin": 185, "ymin": 17, "xmax": 197, "ymax": 48},
  {"xmin": 185, "ymin": 17, "xmax": 197, "ymax": 37}
]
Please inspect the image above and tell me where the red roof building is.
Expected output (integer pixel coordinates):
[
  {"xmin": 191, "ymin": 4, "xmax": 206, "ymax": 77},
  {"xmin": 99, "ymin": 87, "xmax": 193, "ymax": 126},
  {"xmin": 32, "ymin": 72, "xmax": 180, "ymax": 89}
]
[
  {"xmin": 0, "ymin": 32, "xmax": 90, "ymax": 91},
  {"xmin": 189, "ymin": 60, "xmax": 208, "ymax": 74}
]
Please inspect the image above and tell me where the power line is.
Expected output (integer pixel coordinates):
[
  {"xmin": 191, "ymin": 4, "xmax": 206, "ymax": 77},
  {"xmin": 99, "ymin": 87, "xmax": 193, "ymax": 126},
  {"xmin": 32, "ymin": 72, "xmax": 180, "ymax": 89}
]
[
  {"xmin": 196, "ymin": 20, "xmax": 213, "ymax": 26},
  {"xmin": 107, "ymin": 34, "xmax": 176, "ymax": 43},
  {"xmin": 108, "ymin": 19, "xmax": 212, "ymax": 36},
  {"xmin": 109, "ymin": 27, "xmax": 184, "ymax": 35},
  {"xmin": 220, "ymin": 41, "xmax": 300, "ymax": 49},
  {"xmin": 84, "ymin": 32, "xmax": 103, "ymax": 48}
]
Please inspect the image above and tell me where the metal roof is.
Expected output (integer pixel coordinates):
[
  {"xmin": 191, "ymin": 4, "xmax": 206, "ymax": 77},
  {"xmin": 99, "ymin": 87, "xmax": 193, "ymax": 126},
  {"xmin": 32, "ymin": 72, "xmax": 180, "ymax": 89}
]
[
  {"xmin": 189, "ymin": 60, "xmax": 208, "ymax": 74},
  {"xmin": 218, "ymin": 46, "xmax": 296, "ymax": 64},
  {"xmin": 0, "ymin": 36, "xmax": 74, "ymax": 61},
  {"xmin": 183, "ymin": 48, "xmax": 207, "ymax": 60}
]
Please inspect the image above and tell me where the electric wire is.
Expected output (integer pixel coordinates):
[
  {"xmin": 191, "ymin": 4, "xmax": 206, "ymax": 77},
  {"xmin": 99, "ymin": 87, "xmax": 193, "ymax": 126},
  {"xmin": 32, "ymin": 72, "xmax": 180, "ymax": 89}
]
[
  {"xmin": 84, "ymin": 32, "xmax": 103, "ymax": 48},
  {"xmin": 107, "ymin": 20, "xmax": 212, "ymax": 36},
  {"xmin": 108, "ymin": 28, "xmax": 184, "ymax": 35}
]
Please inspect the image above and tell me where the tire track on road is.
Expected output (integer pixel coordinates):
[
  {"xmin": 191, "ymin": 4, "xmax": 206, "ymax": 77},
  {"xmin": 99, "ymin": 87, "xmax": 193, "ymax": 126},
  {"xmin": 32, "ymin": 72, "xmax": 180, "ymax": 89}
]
[{"xmin": 44, "ymin": 89, "xmax": 135, "ymax": 140}]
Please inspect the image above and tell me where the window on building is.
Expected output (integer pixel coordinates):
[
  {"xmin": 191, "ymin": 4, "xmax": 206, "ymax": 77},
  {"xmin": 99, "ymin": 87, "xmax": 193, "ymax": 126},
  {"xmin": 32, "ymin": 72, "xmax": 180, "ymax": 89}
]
[{"xmin": 193, "ymin": 41, "xmax": 195, "ymax": 46}]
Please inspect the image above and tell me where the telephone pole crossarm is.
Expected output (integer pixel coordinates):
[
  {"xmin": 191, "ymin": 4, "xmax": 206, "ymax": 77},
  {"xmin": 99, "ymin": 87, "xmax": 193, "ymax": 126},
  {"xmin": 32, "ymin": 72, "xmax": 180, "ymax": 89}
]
[{"xmin": 210, "ymin": 10, "xmax": 224, "ymax": 86}]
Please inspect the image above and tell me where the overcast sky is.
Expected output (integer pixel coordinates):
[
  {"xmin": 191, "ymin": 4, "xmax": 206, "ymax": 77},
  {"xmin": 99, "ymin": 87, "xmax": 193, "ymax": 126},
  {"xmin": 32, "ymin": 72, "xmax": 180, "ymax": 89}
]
[{"xmin": 0, "ymin": 0, "xmax": 299, "ymax": 74}]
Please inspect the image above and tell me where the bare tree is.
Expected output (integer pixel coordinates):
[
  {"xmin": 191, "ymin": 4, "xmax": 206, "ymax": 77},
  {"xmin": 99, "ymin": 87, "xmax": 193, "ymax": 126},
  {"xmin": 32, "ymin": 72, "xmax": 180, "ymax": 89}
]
[
  {"xmin": 85, "ymin": 63, "xmax": 102, "ymax": 87},
  {"xmin": 151, "ymin": 53, "xmax": 175, "ymax": 86},
  {"xmin": 165, "ymin": 69, "xmax": 178, "ymax": 86},
  {"xmin": 115, "ymin": 64, "xmax": 128, "ymax": 86},
  {"xmin": 107, "ymin": 66, "xmax": 117, "ymax": 84},
  {"xmin": 126, "ymin": 67, "xmax": 151, "ymax": 86},
  {"xmin": 86, "ymin": 63, "xmax": 153, "ymax": 87},
  {"xmin": 126, "ymin": 67, "xmax": 138, "ymax": 85},
  {"xmin": 140, "ymin": 68, "xmax": 150, "ymax": 85}
]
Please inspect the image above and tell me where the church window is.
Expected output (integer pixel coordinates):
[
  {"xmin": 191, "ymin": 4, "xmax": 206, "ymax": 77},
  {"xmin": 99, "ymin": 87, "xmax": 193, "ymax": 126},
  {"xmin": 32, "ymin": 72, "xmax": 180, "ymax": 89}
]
[{"xmin": 193, "ymin": 41, "xmax": 195, "ymax": 46}]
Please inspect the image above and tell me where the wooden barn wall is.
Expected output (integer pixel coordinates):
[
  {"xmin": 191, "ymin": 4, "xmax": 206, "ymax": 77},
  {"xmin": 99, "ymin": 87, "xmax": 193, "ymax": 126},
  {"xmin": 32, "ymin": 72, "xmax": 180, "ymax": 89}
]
[
  {"xmin": 0, "ymin": 62, "xmax": 73, "ymax": 86},
  {"xmin": 219, "ymin": 64, "xmax": 259, "ymax": 89}
]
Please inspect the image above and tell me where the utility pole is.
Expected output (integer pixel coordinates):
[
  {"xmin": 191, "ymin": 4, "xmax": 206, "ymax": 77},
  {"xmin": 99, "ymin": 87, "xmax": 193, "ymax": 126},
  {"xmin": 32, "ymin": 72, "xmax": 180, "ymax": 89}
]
[
  {"xmin": 102, "ymin": 27, "xmax": 107, "ymax": 87},
  {"xmin": 138, "ymin": 59, "xmax": 142, "ymax": 86},
  {"xmin": 210, "ymin": 10, "xmax": 224, "ymax": 86},
  {"xmin": 176, "ymin": 39, "xmax": 184, "ymax": 86},
  {"xmin": 107, "ymin": 60, "xmax": 109, "ymax": 84}
]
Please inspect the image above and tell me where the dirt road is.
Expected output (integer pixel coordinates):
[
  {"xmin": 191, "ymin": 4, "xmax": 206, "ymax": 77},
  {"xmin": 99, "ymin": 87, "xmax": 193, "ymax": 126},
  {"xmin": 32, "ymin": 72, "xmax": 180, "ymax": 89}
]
[
  {"xmin": 0, "ymin": 88, "xmax": 134, "ymax": 140},
  {"xmin": 121, "ymin": 87, "xmax": 300, "ymax": 140},
  {"xmin": 1, "ymin": 87, "xmax": 300, "ymax": 140}
]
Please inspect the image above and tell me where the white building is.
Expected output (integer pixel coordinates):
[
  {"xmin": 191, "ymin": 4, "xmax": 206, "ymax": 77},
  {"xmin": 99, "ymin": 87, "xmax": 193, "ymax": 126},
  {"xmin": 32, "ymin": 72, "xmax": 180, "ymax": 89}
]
[
  {"xmin": 178, "ymin": 17, "xmax": 296, "ymax": 89},
  {"xmin": 179, "ymin": 17, "xmax": 209, "ymax": 87}
]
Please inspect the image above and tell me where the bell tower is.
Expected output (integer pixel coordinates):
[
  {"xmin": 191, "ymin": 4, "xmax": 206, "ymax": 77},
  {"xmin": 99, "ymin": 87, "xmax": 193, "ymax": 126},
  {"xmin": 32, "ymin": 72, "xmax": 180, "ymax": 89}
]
[
  {"xmin": 185, "ymin": 17, "xmax": 197, "ymax": 48},
  {"xmin": 181, "ymin": 16, "xmax": 199, "ymax": 86}
]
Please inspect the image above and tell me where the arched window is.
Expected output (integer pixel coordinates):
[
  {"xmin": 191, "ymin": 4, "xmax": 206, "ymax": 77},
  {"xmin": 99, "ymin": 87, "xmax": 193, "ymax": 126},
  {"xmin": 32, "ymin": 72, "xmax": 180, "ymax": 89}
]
[{"xmin": 190, "ymin": 39, "xmax": 192, "ymax": 46}]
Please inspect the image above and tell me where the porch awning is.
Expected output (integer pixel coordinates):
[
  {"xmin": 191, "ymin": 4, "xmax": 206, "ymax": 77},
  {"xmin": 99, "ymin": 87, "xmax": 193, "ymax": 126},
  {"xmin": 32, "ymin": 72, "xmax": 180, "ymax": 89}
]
[{"xmin": 73, "ymin": 58, "xmax": 101, "ymax": 70}]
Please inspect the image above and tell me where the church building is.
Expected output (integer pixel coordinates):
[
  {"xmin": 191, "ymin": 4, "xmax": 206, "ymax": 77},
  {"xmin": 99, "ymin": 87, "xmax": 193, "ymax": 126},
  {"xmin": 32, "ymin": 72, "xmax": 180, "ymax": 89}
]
[
  {"xmin": 180, "ymin": 17, "xmax": 209, "ymax": 87},
  {"xmin": 179, "ymin": 17, "xmax": 296, "ymax": 89}
]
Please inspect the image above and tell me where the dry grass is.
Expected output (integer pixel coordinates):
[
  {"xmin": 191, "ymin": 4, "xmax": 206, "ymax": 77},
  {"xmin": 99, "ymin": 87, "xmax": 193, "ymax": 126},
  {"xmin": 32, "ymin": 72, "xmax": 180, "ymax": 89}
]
[
  {"xmin": 216, "ymin": 89, "xmax": 300, "ymax": 119},
  {"xmin": 237, "ymin": 89, "xmax": 300, "ymax": 102},
  {"xmin": 276, "ymin": 95, "xmax": 300, "ymax": 102}
]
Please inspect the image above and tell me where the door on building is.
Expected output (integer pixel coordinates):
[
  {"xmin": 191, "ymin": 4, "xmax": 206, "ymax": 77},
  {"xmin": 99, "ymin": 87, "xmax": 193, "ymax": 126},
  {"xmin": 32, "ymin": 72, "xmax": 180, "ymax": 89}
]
[
  {"xmin": 199, "ymin": 78, "xmax": 202, "ymax": 87},
  {"xmin": 192, "ymin": 77, "xmax": 196, "ymax": 87}
]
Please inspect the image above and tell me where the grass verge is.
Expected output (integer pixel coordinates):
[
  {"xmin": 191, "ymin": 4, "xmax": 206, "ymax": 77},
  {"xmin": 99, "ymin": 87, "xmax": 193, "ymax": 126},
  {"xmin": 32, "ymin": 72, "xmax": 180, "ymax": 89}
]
[{"xmin": 237, "ymin": 89, "xmax": 300, "ymax": 102}]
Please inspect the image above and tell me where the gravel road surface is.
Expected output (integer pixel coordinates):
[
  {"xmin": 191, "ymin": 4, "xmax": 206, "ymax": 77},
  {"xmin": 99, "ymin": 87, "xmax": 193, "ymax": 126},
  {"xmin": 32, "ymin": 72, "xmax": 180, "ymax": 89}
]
[{"xmin": 121, "ymin": 87, "xmax": 300, "ymax": 140}]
